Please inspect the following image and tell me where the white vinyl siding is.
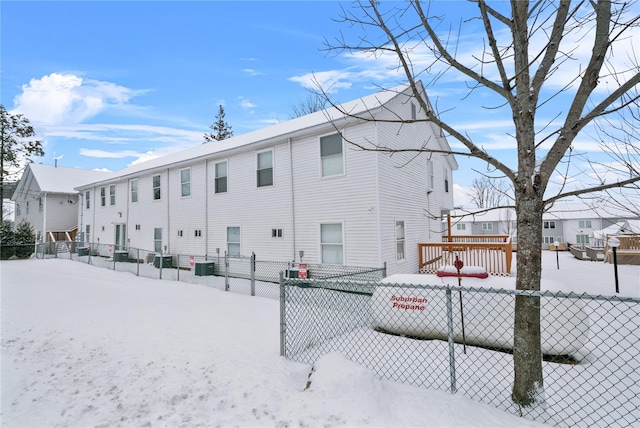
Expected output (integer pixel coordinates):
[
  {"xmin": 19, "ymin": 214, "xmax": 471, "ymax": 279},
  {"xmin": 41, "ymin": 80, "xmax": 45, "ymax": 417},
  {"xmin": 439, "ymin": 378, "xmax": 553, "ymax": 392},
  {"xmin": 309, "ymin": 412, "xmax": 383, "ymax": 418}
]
[
  {"xmin": 257, "ymin": 150, "xmax": 273, "ymax": 187},
  {"xmin": 320, "ymin": 223, "xmax": 343, "ymax": 264},
  {"xmin": 180, "ymin": 168, "xmax": 191, "ymax": 197},
  {"xmin": 320, "ymin": 133, "xmax": 344, "ymax": 177},
  {"xmin": 215, "ymin": 161, "xmax": 228, "ymax": 193}
]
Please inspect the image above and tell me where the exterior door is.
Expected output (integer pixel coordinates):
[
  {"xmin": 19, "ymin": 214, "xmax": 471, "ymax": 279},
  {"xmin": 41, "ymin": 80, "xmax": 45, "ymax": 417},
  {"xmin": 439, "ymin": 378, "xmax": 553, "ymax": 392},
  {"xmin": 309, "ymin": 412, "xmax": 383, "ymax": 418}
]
[{"xmin": 115, "ymin": 224, "xmax": 127, "ymax": 250}]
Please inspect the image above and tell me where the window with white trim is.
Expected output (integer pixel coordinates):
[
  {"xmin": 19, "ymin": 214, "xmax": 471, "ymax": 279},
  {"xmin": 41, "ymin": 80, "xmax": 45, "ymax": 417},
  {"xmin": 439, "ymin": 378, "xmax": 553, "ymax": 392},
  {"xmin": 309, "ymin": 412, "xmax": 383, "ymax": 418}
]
[
  {"xmin": 395, "ymin": 220, "xmax": 405, "ymax": 261},
  {"xmin": 257, "ymin": 150, "xmax": 273, "ymax": 187},
  {"xmin": 320, "ymin": 223, "xmax": 343, "ymax": 264},
  {"xmin": 130, "ymin": 179, "xmax": 138, "ymax": 203},
  {"xmin": 85, "ymin": 225, "xmax": 90, "ymax": 243},
  {"xmin": 482, "ymin": 223, "xmax": 493, "ymax": 230},
  {"xmin": 26, "ymin": 201, "xmax": 29, "ymax": 214},
  {"xmin": 215, "ymin": 161, "xmax": 227, "ymax": 193},
  {"xmin": 272, "ymin": 228, "xmax": 283, "ymax": 238},
  {"xmin": 177, "ymin": 230, "xmax": 183, "ymax": 237},
  {"xmin": 109, "ymin": 185, "xmax": 116, "ymax": 205},
  {"xmin": 320, "ymin": 133, "xmax": 344, "ymax": 177},
  {"xmin": 227, "ymin": 226, "xmax": 241, "ymax": 256},
  {"xmin": 427, "ymin": 160, "xmax": 434, "ymax": 190},
  {"xmin": 456, "ymin": 223, "xmax": 466, "ymax": 231},
  {"xmin": 542, "ymin": 236, "xmax": 556, "ymax": 244},
  {"xmin": 576, "ymin": 234, "xmax": 590, "ymax": 244},
  {"xmin": 579, "ymin": 220, "xmax": 592, "ymax": 229},
  {"xmin": 180, "ymin": 168, "xmax": 191, "ymax": 197},
  {"xmin": 153, "ymin": 175, "xmax": 161, "ymax": 200},
  {"xmin": 100, "ymin": 187, "xmax": 106, "ymax": 206},
  {"xmin": 444, "ymin": 167, "xmax": 449, "ymax": 193},
  {"xmin": 544, "ymin": 221, "xmax": 556, "ymax": 229},
  {"xmin": 38, "ymin": 198, "xmax": 43, "ymax": 212},
  {"xmin": 85, "ymin": 191, "xmax": 90, "ymax": 209},
  {"xmin": 194, "ymin": 229, "xmax": 202, "ymax": 237},
  {"xmin": 154, "ymin": 228, "xmax": 162, "ymax": 253},
  {"xmin": 16, "ymin": 204, "xmax": 21, "ymax": 216}
]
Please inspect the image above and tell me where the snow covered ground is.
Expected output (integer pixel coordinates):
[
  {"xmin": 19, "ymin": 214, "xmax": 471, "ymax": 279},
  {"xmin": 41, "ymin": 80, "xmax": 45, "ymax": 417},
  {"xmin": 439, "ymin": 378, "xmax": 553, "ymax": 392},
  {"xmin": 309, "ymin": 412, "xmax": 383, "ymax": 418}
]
[{"xmin": 1, "ymin": 250, "xmax": 638, "ymax": 427}]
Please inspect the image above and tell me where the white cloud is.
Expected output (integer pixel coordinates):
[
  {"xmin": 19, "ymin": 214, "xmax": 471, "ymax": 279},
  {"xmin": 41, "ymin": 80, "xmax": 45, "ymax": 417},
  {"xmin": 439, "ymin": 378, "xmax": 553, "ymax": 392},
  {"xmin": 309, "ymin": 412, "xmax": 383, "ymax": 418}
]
[
  {"xmin": 12, "ymin": 73, "xmax": 146, "ymax": 126},
  {"xmin": 238, "ymin": 97, "xmax": 257, "ymax": 110},
  {"xmin": 242, "ymin": 69, "xmax": 262, "ymax": 76}
]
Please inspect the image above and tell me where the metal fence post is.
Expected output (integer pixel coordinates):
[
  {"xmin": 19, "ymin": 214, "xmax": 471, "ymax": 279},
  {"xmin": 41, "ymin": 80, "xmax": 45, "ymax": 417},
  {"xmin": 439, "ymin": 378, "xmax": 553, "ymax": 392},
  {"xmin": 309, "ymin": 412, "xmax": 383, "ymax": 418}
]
[
  {"xmin": 279, "ymin": 271, "xmax": 286, "ymax": 357},
  {"xmin": 136, "ymin": 248, "xmax": 140, "ymax": 276},
  {"xmin": 225, "ymin": 252, "xmax": 229, "ymax": 291},
  {"xmin": 445, "ymin": 286, "xmax": 457, "ymax": 394},
  {"xmin": 382, "ymin": 261, "xmax": 387, "ymax": 278},
  {"xmin": 250, "ymin": 252, "xmax": 256, "ymax": 296},
  {"xmin": 159, "ymin": 250, "xmax": 163, "ymax": 280},
  {"xmin": 177, "ymin": 254, "xmax": 180, "ymax": 282}
]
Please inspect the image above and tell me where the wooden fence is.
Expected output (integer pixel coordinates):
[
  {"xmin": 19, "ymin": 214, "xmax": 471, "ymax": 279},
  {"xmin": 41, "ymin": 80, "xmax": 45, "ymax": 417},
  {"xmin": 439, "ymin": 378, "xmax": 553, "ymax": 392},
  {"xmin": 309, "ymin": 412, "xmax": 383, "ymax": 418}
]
[
  {"xmin": 604, "ymin": 235, "xmax": 640, "ymax": 265},
  {"xmin": 419, "ymin": 235, "xmax": 513, "ymax": 276}
]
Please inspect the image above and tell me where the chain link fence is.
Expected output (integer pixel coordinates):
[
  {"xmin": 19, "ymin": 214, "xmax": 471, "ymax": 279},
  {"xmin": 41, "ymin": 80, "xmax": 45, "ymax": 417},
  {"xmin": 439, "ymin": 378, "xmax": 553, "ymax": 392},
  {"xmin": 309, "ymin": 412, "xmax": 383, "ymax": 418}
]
[
  {"xmin": 280, "ymin": 278, "xmax": 639, "ymax": 428},
  {"xmin": 33, "ymin": 241, "xmax": 386, "ymax": 301}
]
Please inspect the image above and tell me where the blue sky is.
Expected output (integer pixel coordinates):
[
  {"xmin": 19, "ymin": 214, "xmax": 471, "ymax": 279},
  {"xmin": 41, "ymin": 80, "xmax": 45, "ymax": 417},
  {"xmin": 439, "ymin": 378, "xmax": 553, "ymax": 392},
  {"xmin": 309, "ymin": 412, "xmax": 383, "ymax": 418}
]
[{"xmin": 2, "ymin": 1, "xmax": 637, "ymax": 207}]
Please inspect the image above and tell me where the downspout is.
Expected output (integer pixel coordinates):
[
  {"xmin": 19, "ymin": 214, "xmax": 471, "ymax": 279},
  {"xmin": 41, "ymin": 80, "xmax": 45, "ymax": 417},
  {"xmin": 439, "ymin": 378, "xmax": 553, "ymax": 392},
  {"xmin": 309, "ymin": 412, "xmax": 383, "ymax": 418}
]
[
  {"xmin": 288, "ymin": 137, "xmax": 296, "ymax": 261},
  {"xmin": 166, "ymin": 168, "xmax": 170, "ymax": 253},
  {"xmin": 373, "ymin": 124, "xmax": 383, "ymax": 269},
  {"xmin": 125, "ymin": 179, "xmax": 130, "ymax": 249},
  {"xmin": 205, "ymin": 159, "xmax": 209, "ymax": 259},
  {"xmin": 42, "ymin": 192, "xmax": 47, "ymax": 243}
]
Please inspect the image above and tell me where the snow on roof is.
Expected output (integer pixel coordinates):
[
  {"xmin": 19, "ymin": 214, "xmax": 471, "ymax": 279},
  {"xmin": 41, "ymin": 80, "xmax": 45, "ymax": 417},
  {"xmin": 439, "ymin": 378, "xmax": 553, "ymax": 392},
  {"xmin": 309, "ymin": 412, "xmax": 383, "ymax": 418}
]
[
  {"xmin": 21, "ymin": 163, "xmax": 111, "ymax": 195},
  {"xmin": 76, "ymin": 83, "xmax": 415, "ymax": 189},
  {"xmin": 450, "ymin": 201, "xmax": 639, "ymax": 222}
]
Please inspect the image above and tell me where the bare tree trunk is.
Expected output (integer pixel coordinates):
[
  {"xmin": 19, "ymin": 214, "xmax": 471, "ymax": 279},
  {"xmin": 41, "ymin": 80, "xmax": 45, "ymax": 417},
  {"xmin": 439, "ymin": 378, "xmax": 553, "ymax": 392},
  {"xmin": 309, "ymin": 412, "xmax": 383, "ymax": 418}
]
[{"xmin": 512, "ymin": 193, "xmax": 544, "ymax": 406}]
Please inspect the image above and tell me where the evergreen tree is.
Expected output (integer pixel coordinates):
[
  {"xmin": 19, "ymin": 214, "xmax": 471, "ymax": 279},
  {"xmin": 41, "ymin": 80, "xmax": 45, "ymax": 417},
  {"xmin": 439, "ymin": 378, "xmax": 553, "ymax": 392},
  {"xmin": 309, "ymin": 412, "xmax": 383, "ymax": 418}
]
[
  {"xmin": 1, "ymin": 219, "xmax": 14, "ymax": 245},
  {"xmin": 14, "ymin": 219, "xmax": 35, "ymax": 244},
  {"xmin": 204, "ymin": 105, "xmax": 234, "ymax": 143}
]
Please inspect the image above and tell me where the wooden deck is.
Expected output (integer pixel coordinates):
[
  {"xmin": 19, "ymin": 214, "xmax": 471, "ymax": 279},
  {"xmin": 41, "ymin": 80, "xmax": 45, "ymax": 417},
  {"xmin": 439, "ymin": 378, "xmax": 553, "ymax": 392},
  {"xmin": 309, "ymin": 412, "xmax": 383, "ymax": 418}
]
[
  {"xmin": 419, "ymin": 235, "xmax": 513, "ymax": 277},
  {"xmin": 604, "ymin": 235, "xmax": 640, "ymax": 265}
]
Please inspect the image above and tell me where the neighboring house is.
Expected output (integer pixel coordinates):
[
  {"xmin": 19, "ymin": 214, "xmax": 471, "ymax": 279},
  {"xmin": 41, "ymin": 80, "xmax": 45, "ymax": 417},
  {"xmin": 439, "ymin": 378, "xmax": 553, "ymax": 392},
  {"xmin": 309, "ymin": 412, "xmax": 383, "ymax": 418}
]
[
  {"xmin": 448, "ymin": 201, "xmax": 640, "ymax": 250},
  {"xmin": 11, "ymin": 164, "xmax": 110, "ymax": 243},
  {"xmin": 75, "ymin": 82, "xmax": 458, "ymax": 275},
  {"xmin": 448, "ymin": 207, "xmax": 516, "ymax": 237}
]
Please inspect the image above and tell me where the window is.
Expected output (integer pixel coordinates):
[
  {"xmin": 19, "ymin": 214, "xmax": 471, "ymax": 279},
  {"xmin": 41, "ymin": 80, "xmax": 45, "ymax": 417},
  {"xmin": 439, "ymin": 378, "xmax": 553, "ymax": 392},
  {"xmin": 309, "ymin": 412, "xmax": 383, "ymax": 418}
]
[
  {"xmin": 257, "ymin": 150, "xmax": 273, "ymax": 187},
  {"xmin": 100, "ymin": 187, "xmax": 106, "ymax": 206},
  {"xmin": 544, "ymin": 221, "xmax": 556, "ymax": 229},
  {"xmin": 579, "ymin": 220, "xmax": 592, "ymax": 229},
  {"xmin": 576, "ymin": 234, "xmax": 590, "ymax": 244},
  {"xmin": 153, "ymin": 175, "xmax": 161, "ymax": 200},
  {"xmin": 177, "ymin": 230, "xmax": 183, "ymax": 237},
  {"xmin": 180, "ymin": 168, "xmax": 191, "ymax": 197},
  {"xmin": 482, "ymin": 223, "xmax": 493, "ymax": 230},
  {"xmin": 511, "ymin": 221, "xmax": 517, "ymax": 230},
  {"xmin": 194, "ymin": 229, "xmax": 202, "ymax": 237},
  {"xmin": 135, "ymin": 224, "xmax": 141, "ymax": 231},
  {"xmin": 16, "ymin": 204, "xmax": 21, "ymax": 216},
  {"xmin": 85, "ymin": 225, "xmax": 90, "ymax": 243},
  {"xmin": 272, "ymin": 228, "xmax": 283, "ymax": 238},
  {"xmin": 444, "ymin": 168, "xmax": 449, "ymax": 193},
  {"xmin": 321, "ymin": 223, "xmax": 343, "ymax": 264},
  {"xmin": 456, "ymin": 224, "xmax": 466, "ymax": 231},
  {"xmin": 38, "ymin": 198, "xmax": 43, "ymax": 212},
  {"xmin": 154, "ymin": 228, "xmax": 162, "ymax": 253},
  {"xmin": 396, "ymin": 221, "xmax": 405, "ymax": 261},
  {"xmin": 542, "ymin": 236, "xmax": 556, "ymax": 244},
  {"xmin": 320, "ymin": 133, "xmax": 344, "ymax": 177},
  {"xmin": 427, "ymin": 160, "xmax": 434, "ymax": 190},
  {"xmin": 215, "ymin": 161, "xmax": 228, "ymax": 193},
  {"xmin": 85, "ymin": 191, "xmax": 90, "ymax": 209},
  {"xmin": 109, "ymin": 185, "xmax": 116, "ymax": 205},
  {"xmin": 26, "ymin": 201, "xmax": 29, "ymax": 214},
  {"xmin": 411, "ymin": 103, "xmax": 417, "ymax": 120},
  {"xmin": 227, "ymin": 227, "xmax": 240, "ymax": 257},
  {"xmin": 131, "ymin": 179, "xmax": 138, "ymax": 203}
]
